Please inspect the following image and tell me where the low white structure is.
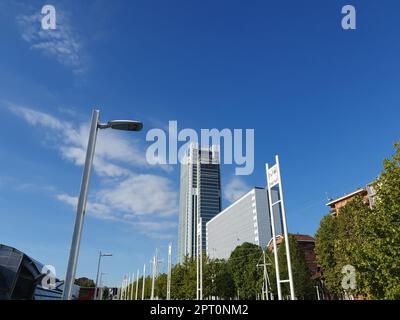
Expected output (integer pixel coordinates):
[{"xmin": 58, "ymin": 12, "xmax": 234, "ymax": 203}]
[{"xmin": 206, "ymin": 187, "xmax": 283, "ymax": 260}]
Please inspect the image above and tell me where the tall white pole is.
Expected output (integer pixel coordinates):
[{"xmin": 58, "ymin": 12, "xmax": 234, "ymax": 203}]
[
  {"xmin": 119, "ymin": 277, "xmax": 124, "ymax": 300},
  {"xmin": 167, "ymin": 243, "xmax": 172, "ymax": 300},
  {"xmin": 262, "ymin": 251, "xmax": 269, "ymax": 300},
  {"xmin": 315, "ymin": 286, "xmax": 321, "ymax": 300},
  {"xmin": 62, "ymin": 109, "xmax": 99, "ymax": 300},
  {"xmin": 155, "ymin": 249, "xmax": 159, "ymax": 299},
  {"xmin": 130, "ymin": 272, "xmax": 135, "ymax": 300},
  {"xmin": 196, "ymin": 155, "xmax": 203, "ymax": 300},
  {"xmin": 196, "ymin": 218, "xmax": 203, "ymax": 300},
  {"xmin": 125, "ymin": 275, "xmax": 130, "ymax": 300},
  {"xmin": 151, "ymin": 253, "xmax": 156, "ymax": 300},
  {"xmin": 135, "ymin": 269, "xmax": 139, "ymax": 300},
  {"xmin": 200, "ymin": 223, "xmax": 203, "ymax": 301},
  {"xmin": 94, "ymin": 251, "xmax": 102, "ymax": 300},
  {"xmin": 99, "ymin": 272, "xmax": 106, "ymax": 300},
  {"xmin": 121, "ymin": 276, "xmax": 126, "ymax": 300},
  {"xmin": 141, "ymin": 264, "xmax": 146, "ymax": 300},
  {"xmin": 266, "ymin": 162, "xmax": 282, "ymax": 300},
  {"xmin": 276, "ymin": 156, "xmax": 295, "ymax": 300},
  {"xmin": 196, "ymin": 225, "xmax": 199, "ymax": 300}
]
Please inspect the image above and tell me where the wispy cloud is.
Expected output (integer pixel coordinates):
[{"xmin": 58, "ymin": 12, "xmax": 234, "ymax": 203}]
[
  {"xmin": 7, "ymin": 103, "xmax": 150, "ymax": 176},
  {"xmin": 98, "ymin": 174, "xmax": 178, "ymax": 217},
  {"xmin": 17, "ymin": 9, "xmax": 86, "ymax": 75},
  {"xmin": 223, "ymin": 177, "xmax": 250, "ymax": 203},
  {"xmin": 7, "ymin": 103, "xmax": 179, "ymax": 239}
]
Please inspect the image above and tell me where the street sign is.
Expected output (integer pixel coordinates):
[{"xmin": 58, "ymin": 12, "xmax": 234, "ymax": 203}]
[{"xmin": 267, "ymin": 164, "xmax": 279, "ymax": 188}]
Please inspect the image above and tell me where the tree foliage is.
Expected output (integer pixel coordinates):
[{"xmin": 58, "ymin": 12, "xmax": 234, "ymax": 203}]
[
  {"xmin": 270, "ymin": 234, "xmax": 315, "ymax": 299},
  {"xmin": 315, "ymin": 213, "xmax": 339, "ymax": 296},
  {"xmin": 228, "ymin": 242, "xmax": 263, "ymax": 299},
  {"xmin": 315, "ymin": 143, "xmax": 400, "ymax": 299},
  {"xmin": 74, "ymin": 277, "xmax": 95, "ymax": 288}
]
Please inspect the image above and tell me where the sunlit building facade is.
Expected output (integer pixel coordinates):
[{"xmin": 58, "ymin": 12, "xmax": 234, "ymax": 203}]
[
  {"xmin": 206, "ymin": 187, "xmax": 283, "ymax": 260},
  {"xmin": 178, "ymin": 144, "xmax": 221, "ymax": 263}
]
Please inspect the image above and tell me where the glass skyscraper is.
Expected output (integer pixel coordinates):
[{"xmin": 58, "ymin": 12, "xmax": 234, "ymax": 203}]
[{"xmin": 178, "ymin": 143, "xmax": 221, "ymax": 263}]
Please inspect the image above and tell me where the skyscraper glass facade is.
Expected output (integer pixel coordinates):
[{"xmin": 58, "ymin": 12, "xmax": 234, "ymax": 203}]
[{"xmin": 178, "ymin": 144, "xmax": 221, "ymax": 263}]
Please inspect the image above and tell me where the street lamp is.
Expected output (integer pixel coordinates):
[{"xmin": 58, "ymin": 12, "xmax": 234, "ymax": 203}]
[
  {"xmin": 62, "ymin": 109, "xmax": 143, "ymax": 300},
  {"xmin": 94, "ymin": 251, "xmax": 112, "ymax": 300},
  {"xmin": 99, "ymin": 272, "xmax": 108, "ymax": 300}
]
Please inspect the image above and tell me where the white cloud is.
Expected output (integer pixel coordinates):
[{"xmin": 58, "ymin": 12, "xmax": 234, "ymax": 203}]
[
  {"xmin": 8, "ymin": 103, "xmax": 179, "ymax": 239},
  {"xmin": 8, "ymin": 104, "xmax": 64, "ymax": 130},
  {"xmin": 56, "ymin": 193, "xmax": 177, "ymax": 239},
  {"xmin": 7, "ymin": 103, "xmax": 149, "ymax": 177},
  {"xmin": 223, "ymin": 177, "xmax": 251, "ymax": 203},
  {"xmin": 98, "ymin": 174, "xmax": 178, "ymax": 217},
  {"xmin": 17, "ymin": 10, "xmax": 86, "ymax": 75}
]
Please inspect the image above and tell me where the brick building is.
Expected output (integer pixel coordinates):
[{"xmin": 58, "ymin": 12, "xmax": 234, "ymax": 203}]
[
  {"xmin": 267, "ymin": 234, "xmax": 318, "ymax": 278},
  {"xmin": 326, "ymin": 182, "xmax": 376, "ymax": 216}
]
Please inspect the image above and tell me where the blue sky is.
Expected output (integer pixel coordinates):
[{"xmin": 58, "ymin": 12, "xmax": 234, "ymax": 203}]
[{"xmin": 0, "ymin": 0, "xmax": 399, "ymax": 287}]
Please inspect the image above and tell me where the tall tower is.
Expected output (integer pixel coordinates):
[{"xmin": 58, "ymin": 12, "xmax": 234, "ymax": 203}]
[{"xmin": 178, "ymin": 143, "xmax": 221, "ymax": 264}]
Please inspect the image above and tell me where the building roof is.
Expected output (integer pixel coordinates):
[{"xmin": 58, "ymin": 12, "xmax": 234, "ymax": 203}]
[
  {"xmin": 267, "ymin": 234, "xmax": 315, "ymax": 249},
  {"xmin": 325, "ymin": 188, "xmax": 366, "ymax": 207},
  {"xmin": 293, "ymin": 234, "xmax": 315, "ymax": 242}
]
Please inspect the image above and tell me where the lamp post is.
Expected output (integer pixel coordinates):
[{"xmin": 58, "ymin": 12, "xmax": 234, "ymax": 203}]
[
  {"xmin": 62, "ymin": 109, "xmax": 143, "ymax": 300},
  {"xmin": 94, "ymin": 251, "xmax": 112, "ymax": 300},
  {"xmin": 99, "ymin": 272, "xmax": 107, "ymax": 300}
]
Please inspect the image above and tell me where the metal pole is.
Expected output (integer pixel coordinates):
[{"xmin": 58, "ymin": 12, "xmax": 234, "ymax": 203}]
[
  {"xmin": 141, "ymin": 263, "xmax": 146, "ymax": 300},
  {"xmin": 125, "ymin": 275, "xmax": 130, "ymax": 300},
  {"xmin": 151, "ymin": 254, "xmax": 155, "ymax": 300},
  {"xmin": 276, "ymin": 155, "xmax": 295, "ymax": 300},
  {"xmin": 200, "ymin": 219, "xmax": 203, "ymax": 300},
  {"xmin": 62, "ymin": 109, "xmax": 99, "ymax": 300},
  {"xmin": 315, "ymin": 286, "xmax": 321, "ymax": 300},
  {"xmin": 196, "ymin": 155, "xmax": 202, "ymax": 300},
  {"xmin": 155, "ymin": 249, "xmax": 159, "ymax": 299},
  {"xmin": 196, "ymin": 218, "xmax": 203, "ymax": 300},
  {"xmin": 119, "ymin": 277, "xmax": 124, "ymax": 300},
  {"xmin": 135, "ymin": 269, "xmax": 139, "ymax": 300},
  {"xmin": 121, "ymin": 276, "xmax": 125, "ymax": 300},
  {"xmin": 123, "ymin": 277, "xmax": 127, "ymax": 300},
  {"xmin": 130, "ymin": 272, "xmax": 135, "ymax": 300},
  {"xmin": 262, "ymin": 251, "xmax": 269, "ymax": 300},
  {"xmin": 196, "ymin": 226, "xmax": 199, "ymax": 300},
  {"xmin": 99, "ymin": 272, "xmax": 106, "ymax": 300},
  {"xmin": 167, "ymin": 243, "xmax": 172, "ymax": 300},
  {"xmin": 266, "ymin": 162, "xmax": 282, "ymax": 300},
  {"xmin": 94, "ymin": 251, "xmax": 102, "ymax": 300}
]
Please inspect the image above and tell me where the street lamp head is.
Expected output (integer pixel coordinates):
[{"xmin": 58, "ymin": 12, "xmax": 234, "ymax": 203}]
[
  {"xmin": 107, "ymin": 120, "xmax": 143, "ymax": 132},
  {"xmin": 101, "ymin": 253, "xmax": 113, "ymax": 257}
]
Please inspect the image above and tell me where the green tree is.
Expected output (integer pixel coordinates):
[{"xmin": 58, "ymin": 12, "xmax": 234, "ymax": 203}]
[
  {"xmin": 228, "ymin": 242, "xmax": 263, "ymax": 299},
  {"xmin": 357, "ymin": 143, "xmax": 400, "ymax": 299},
  {"xmin": 334, "ymin": 196, "xmax": 371, "ymax": 298},
  {"xmin": 203, "ymin": 258, "xmax": 235, "ymax": 299},
  {"xmin": 171, "ymin": 256, "xmax": 196, "ymax": 299},
  {"xmin": 74, "ymin": 277, "xmax": 95, "ymax": 288},
  {"xmin": 315, "ymin": 143, "xmax": 400, "ymax": 300},
  {"xmin": 212, "ymin": 259, "xmax": 235, "ymax": 299},
  {"xmin": 315, "ymin": 213, "xmax": 340, "ymax": 296},
  {"xmin": 155, "ymin": 273, "xmax": 167, "ymax": 299},
  {"xmin": 270, "ymin": 234, "xmax": 315, "ymax": 299}
]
